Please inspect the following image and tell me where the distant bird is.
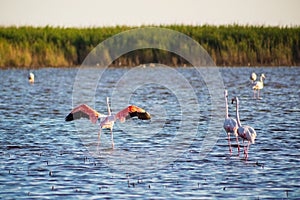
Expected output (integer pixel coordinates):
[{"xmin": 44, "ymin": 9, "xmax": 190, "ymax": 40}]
[
  {"xmin": 252, "ymin": 74, "xmax": 266, "ymax": 99},
  {"xmin": 232, "ymin": 97, "xmax": 257, "ymax": 160},
  {"xmin": 223, "ymin": 90, "xmax": 239, "ymax": 155},
  {"xmin": 250, "ymin": 72, "xmax": 257, "ymax": 83},
  {"xmin": 65, "ymin": 97, "xmax": 151, "ymax": 148},
  {"xmin": 28, "ymin": 72, "xmax": 34, "ymax": 84}
]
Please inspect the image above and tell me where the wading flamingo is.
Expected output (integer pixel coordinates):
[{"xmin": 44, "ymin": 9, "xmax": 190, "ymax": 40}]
[
  {"xmin": 28, "ymin": 72, "xmax": 34, "ymax": 84},
  {"xmin": 252, "ymin": 74, "xmax": 266, "ymax": 99},
  {"xmin": 65, "ymin": 97, "xmax": 151, "ymax": 148},
  {"xmin": 223, "ymin": 90, "xmax": 239, "ymax": 156},
  {"xmin": 250, "ymin": 72, "xmax": 257, "ymax": 83},
  {"xmin": 232, "ymin": 97, "xmax": 257, "ymax": 160}
]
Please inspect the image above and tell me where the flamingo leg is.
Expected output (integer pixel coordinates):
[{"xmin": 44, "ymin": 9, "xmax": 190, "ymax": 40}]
[
  {"xmin": 110, "ymin": 128, "xmax": 114, "ymax": 149},
  {"xmin": 235, "ymin": 136, "xmax": 240, "ymax": 156},
  {"xmin": 245, "ymin": 141, "xmax": 251, "ymax": 160},
  {"xmin": 227, "ymin": 134, "xmax": 232, "ymax": 155},
  {"xmin": 253, "ymin": 90, "xmax": 256, "ymax": 99},
  {"xmin": 257, "ymin": 90, "xmax": 260, "ymax": 99},
  {"xmin": 243, "ymin": 139, "xmax": 246, "ymax": 155},
  {"xmin": 97, "ymin": 129, "xmax": 102, "ymax": 152},
  {"xmin": 244, "ymin": 141, "xmax": 249, "ymax": 161}
]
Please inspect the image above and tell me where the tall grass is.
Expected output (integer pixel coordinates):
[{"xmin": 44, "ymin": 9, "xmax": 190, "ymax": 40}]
[{"xmin": 0, "ymin": 25, "xmax": 299, "ymax": 68}]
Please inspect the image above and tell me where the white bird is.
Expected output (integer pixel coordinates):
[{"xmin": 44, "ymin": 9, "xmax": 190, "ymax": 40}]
[
  {"xmin": 231, "ymin": 96, "xmax": 257, "ymax": 160},
  {"xmin": 65, "ymin": 97, "xmax": 151, "ymax": 148},
  {"xmin": 250, "ymin": 72, "xmax": 257, "ymax": 83},
  {"xmin": 28, "ymin": 72, "xmax": 34, "ymax": 84},
  {"xmin": 252, "ymin": 73, "xmax": 266, "ymax": 99},
  {"xmin": 223, "ymin": 90, "xmax": 239, "ymax": 155}
]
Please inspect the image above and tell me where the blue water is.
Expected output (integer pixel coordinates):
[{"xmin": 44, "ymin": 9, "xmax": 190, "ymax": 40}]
[{"xmin": 0, "ymin": 66, "xmax": 299, "ymax": 199}]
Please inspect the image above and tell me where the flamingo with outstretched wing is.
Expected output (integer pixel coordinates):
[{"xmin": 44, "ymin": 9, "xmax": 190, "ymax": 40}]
[{"xmin": 65, "ymin": 97, "xmax": 151, "ymax": 148}]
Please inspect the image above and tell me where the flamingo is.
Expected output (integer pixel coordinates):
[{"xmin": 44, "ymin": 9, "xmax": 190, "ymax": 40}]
[
  {"xmin": 223, "ymin": 90, "xmax": 239, "ymax": 155},
  {"xmin": 28, "ymin": 72, "xmax": 34, "ymax": 84},
  {"xmin": 65, "ymin": 97, "xmax": 151, "ymax": 148},
  {"xmin": 252, "ymin": 74, "xmax": 266, "ymax": 99},
  {"xmin": 231, "ymin": 97, "xmax": 257, "ymax": 160},
  {"xmin": 250, "ymin": 72, "xmax": 257, "ymax": 83}
]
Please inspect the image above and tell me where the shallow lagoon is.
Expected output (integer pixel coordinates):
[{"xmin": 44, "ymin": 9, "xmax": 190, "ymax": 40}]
[{"xmin": 0, "ymin": 66, "xmax": 299, "ymax": 199}]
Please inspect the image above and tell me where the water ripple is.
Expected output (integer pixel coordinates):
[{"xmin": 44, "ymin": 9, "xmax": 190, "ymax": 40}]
[{"xmin": 0, "ymin": 67, "xmax": 299, "ymax": 199}]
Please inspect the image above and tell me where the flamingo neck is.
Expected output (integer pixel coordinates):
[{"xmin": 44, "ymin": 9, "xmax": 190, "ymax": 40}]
[
  {"xmin": 107, "ymin": 98, "xmax": 111, "ymax": 116},
  {"xmin": 225, "ymin": 94, "xmax": 229, "ymax": 119},
  {"xmin": 235, "ymin": 99, "xmax": 242, "ymax": 127}
]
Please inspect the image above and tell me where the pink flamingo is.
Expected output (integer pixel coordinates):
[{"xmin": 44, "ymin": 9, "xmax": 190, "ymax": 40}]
[
  {"xmin": 65, "ymin": 97, "xmax": 151, "ymax": 148},
  {"xmin": 223, "ymin": 90, "xmax": 239, "ymax": 155},
  {"xmin": 232, "ymin": 97, "xmax": 257, "ymax": 160}
]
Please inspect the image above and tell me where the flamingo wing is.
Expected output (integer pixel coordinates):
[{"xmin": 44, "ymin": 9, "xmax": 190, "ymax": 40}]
[
  {"xmin": 238, "ymin": 126, "xmax": 257, "ymax": 143},
  {"xmin": 224, "ymin": 118, "xmax": 238, "ymax": 134},
  {"xmin": 65, "ymin": 104, "xmax": 101, "ymax": 124},
  {"xmin": 252, "ymin": 81, "xmax": 263, "ymax": 90},
  {"xmin": 115, "ymin": 105, "xmax": 151, "ymax": 123},
  {"xmin": 245, "ymin": 126, "xmax": 257, "ymax": 144}
]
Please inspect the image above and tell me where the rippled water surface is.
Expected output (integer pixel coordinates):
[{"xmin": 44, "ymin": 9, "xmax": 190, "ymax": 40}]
[{"xmin": 0, "ymin": 66, "xmax": 299, "ymax": 199}]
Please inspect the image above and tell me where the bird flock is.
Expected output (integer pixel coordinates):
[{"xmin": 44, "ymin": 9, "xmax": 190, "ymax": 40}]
[
  {"xmin": 65, "ymin": 71, "xmax": 265, "ymax": 161},
  {"xmin": 251, "ymin": 72, "xmax": 266, "ymax": 99},
  {"xmin": 224, "ymin": 72, "xmax": 265, "ymax": 160}
]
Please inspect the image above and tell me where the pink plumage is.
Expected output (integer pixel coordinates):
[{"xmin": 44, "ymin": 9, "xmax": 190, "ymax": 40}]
[{"xmin": 65, "ymin": 97, "xmax": 151, "ymax": 148}]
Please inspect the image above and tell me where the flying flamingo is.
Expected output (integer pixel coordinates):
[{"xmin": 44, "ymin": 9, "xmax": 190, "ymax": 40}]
[
  {"xmin": 223, "ymin": 90, "xmax": 239, "ymax": 155},
  {"xmin": 28, "ymin": 72, "xmax": 34, "ymax": 84},
  {"xmin": 231, "ymin": 96, "xmax": 257, "ymax": 160},
  {"xmin": 250, "ymin": 72, "xmax": 257, "ymax": 83},
  {"xmin": 65, "ymin": 97, "xmax": 151, "ymax": 148},
  {"xmin": 252, "ymin": 74, "xmax": 266, "ymax": 99}
]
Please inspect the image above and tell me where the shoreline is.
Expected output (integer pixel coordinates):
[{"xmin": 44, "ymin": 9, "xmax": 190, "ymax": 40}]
[{"xmin": 1, "ymin": 65, "xmax": 299, "ymax": 70}]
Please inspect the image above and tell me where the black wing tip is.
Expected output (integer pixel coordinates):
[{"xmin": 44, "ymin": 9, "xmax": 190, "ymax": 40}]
[
  {"xmin": 137, "ymin": 112, "xmax": 151, "ymax": 120},
  {"xmin": 65, "ymin": 113, "xmax": 74, "ymax": 121},
  {"xmin": 129, "ymin": 111, "xmax": 151, "ymax": 120}
]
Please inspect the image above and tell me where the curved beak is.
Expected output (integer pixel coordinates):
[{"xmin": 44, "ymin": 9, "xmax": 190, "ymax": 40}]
[{"xmin": 231, "ymin": 98, "xmax": 235, "ymax": 104}]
